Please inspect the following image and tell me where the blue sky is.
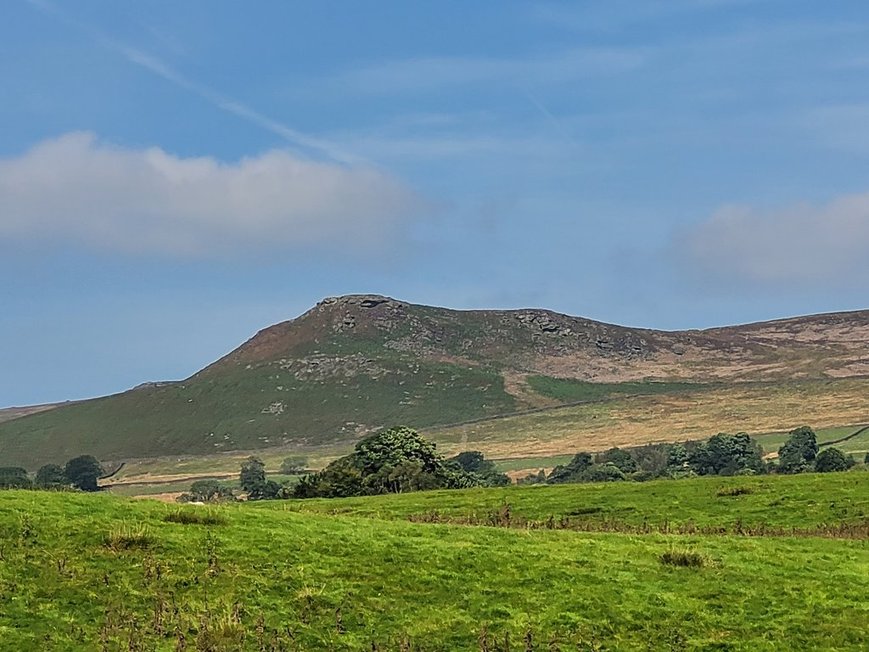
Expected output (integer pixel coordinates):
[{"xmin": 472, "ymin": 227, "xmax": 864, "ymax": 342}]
[{"xmin": 3, "ymin": 0, "xmax": 869, "ymax": 406}]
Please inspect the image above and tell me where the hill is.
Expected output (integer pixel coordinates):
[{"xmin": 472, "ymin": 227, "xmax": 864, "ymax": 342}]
[
  {"xmin": 1, "ymin": 295, "xmax": 868, "ymax": 468},
  {"xmin": 0, "ymin": 473, "xmax": 867, "ymax": 649}
]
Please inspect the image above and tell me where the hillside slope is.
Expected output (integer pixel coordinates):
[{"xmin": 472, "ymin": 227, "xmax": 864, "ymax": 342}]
[{"xmin": 1, "ymin": 295, "xmax": 868, "ymax": 467}]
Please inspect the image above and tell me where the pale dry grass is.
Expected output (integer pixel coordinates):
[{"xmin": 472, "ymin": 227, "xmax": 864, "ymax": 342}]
[{"xmin": 432, "ymin": 378, "xmax": 869, "ymax": 459}]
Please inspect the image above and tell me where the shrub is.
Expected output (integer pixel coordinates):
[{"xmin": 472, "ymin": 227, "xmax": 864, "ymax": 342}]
[
  {"xmin": 104, "ymin": 524, "xmax": 154, "ymax": 551},
  {"xmin": 660, "ymin": 548, "xmax": 707, "ymax": 568},
  {"xmin": 716, "ymin": 486, "xmax": 753, "ymax": 497},
  {"xmin": 164, "ymin": 510, "xmax": 228, "ymax": 526}
]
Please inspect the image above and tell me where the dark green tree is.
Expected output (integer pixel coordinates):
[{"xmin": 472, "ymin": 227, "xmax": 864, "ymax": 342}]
[
  {"xmin": 64, "ymin": 455, "xmax": 102, "ymax": 491},
  {"xmin": 0, "ymin": 467, "xmax": 32, "ymax": 489},
  {"xmin": 240, "ymin": 457, "xmax": 268, "ymax": 495},
  {"xmin": 688, "ymin": 433, "xmax": 764, "ymax": 476},
  {"xmin": 628, "ymin": 443, "xmax": 672, "ymax": 477},
  {"xmin": 595, "ymin": 448, "xmax": 637, "ymax": 473},
  {"xmin": 354, "ymin": 426, "xmax": 442, "ymax": 476},
  {"xmin": 293, "ymin": 426, "xmax": 487, "ymax": 498},
  {"xmin": 184, "ymin": 479, "xmax": 235, "ymax": 502},
  {"xmin": 778, "ymin": 426, "xmax": 818, "ymax": 474},
  {"xmin": 279, "ymin": 456, "xmax": 308, "ymax": 475},
  {"xmin": 580, "ymin": 463, "xmax": 626, "ymax": 482},
  {"xmin": 667, "ymin": 443, "xmax": 690, "ymax": 471},
  {"xmin": 547, "ymin": 452, "xmax": 593, "ymax": 484},
  {"xmin": 448, "ymin": 451, "xmax": 510, "ymax": 487},
  {"xmin": 35, "ymin": 464, "xmax": 67, "ymax": 489},
  {"xmin": 814, "ymin": 447, "xmax": 854, "ymax": 473}
]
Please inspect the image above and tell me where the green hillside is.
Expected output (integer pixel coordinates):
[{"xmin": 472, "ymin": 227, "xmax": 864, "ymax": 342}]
[
  {"xmin": 0, "ymin": 359, "xmax": 514, "ymax": 468},
  {"xmin": 1, "ymin": 472, "xmax": 867, "ymax": 650}
]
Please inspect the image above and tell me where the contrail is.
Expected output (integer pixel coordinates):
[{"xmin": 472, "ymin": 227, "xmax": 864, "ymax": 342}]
[
  {"xmin": 25, "ymin": 0, "xmax": 361, "ymax": 165},
  {"xmin": 523, "ymin": 90, "xmax": 572, "ymax": 141}
]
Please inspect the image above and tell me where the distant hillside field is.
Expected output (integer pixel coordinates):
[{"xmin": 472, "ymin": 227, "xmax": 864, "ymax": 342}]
[
  {"xmin": 1, "ymin": 295, "xmax": 868, "ymax": 468},
  {"xmin": 0, "ymin": 472, "xmax": 866, "ymax": 650}
]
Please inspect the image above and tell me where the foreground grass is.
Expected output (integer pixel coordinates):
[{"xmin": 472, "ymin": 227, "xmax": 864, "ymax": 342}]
[{"xmin": 0, "ymin": 474, "xmax": 867, "ymax": 650}]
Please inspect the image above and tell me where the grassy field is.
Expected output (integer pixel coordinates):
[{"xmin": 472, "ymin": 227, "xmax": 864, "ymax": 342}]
[
  {"xmin": 754, "ymin": 424, "xmax": 869, "ymax": 456},
  {"xmin": 525, "ymin": 377, "xmax": 710, "ymax": 403},
  {"xmin": 281, "ymin": 471, "xmax": 869, "ymax": 530},
  {"xmin": 430, "ymin": 377, "xmax": 869, "ymax": 459},
  {"xmin": 0, "ymin": 473, "xmax": 867, "ymax": 650}
]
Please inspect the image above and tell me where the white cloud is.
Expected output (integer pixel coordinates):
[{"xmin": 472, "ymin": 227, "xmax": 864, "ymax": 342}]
[
  {"xmin": 0, "ymin": 133, "xmax": 425, "ymax": 256},
  {"xmin": 678, "ymin": 193, "xmax": 869, "ymax": 284}
]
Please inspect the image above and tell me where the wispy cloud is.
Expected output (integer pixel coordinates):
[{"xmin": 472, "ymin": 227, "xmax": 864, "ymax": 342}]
[
  {"xmin": 25, "ymin": 0, "xmax": 358, "ymax": 164},
  {"xmin": 330, "ymin": 47, "xmax": 649, "ymax": 95},
  {"xmin": 0, "ymin": 133, "xmax": 425, "ymax": 256},
  {"xmin": 799, "ymin": 102, "xmax": 869, "ymax": 155},
  {"xmin": 675, "ymin": 193, "xmax": 869, "ymax": 285}
]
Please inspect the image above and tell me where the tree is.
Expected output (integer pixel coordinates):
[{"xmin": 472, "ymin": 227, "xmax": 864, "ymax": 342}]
[
  {"xmin": 595, "ymin": 448, "xmax": 637, "ymax": 473},
  {"xmin": 814, "ymin": 447, "xmax": 855, "ymax": 473},
  {"xmin": 279, "ymin": 456, "xmax": 308, "ymax": 475},
  {"xmin": 354, "ymin": 426, "xmax": 442, "ymax": 476},
  {"xmin": 0, "ymin": 467, "xmax": 32, "ymax": 489},
  {"xmin": 667, "ymin": 443, "xmax": 690, "ymax": 471},
  {"xmin": 240, "ymin": 457, "xmax": 267, "ymax": 494},
  {"xmin": 64, "ymin": 455, "xmax": 103, "ymax": 491},
  {"xmin": 547, "ymin": 452, "xmax": 593, "ymax": 484},
  {"xmin": 580, "ymin": 463, "xmax": 626, "ymax": 482},
  {"xmin": 183, "ymin": 479, "xmax": 235, "ymax": 502},
  {"xmin": 293, "ymin": 455, "xmax": 365, "ymax": 498},
  {"xmin": 627, "ymin": 443, "xmax": 672, "ymax": 477},
  {"xmin": 448, "ymin": 451, "xmax": 510, "ymax": 487},
  {"xmin": 778, "ymin": 426, "xmax": 818, "ymax": 474},
  {"xmin": 35, "ymin": 464, "xmax": 67, "ymax": 489},
  {"xmin": 517, "ymin": 469, "xmax": 547, "ymax": 485},
  {"xmin": 688, "ymin": 433, "xmax": 764, "ymax": 476},
  {"xmin": 293, "ymin": 426, "xmax": 488, "ymax": 498}
]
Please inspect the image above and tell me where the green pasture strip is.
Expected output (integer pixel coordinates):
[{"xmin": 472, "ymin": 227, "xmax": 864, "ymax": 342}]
[
  {"xmin": 755, "ymin": 424, "xmax": 869, "ymax": 454},
  {"xmin": 280, "ymin": 471, "xmax": 869, "ymax": 530},
  {"xmin": 526, "ymin": 376, "xmax": 711, "ymax": 403}
]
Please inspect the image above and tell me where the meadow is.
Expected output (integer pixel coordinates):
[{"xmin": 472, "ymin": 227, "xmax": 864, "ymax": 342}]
[{"xmin": 1, "ymin": 472, "xmax": 867, "ymax": 650}]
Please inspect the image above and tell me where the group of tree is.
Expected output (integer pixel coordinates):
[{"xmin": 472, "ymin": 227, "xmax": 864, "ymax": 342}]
[
  {"xmin": 0, "ymin": 455, "xmax": 104, "ymax": 492},
  {"xmin": 522, "ymin": 426, "xmax": 859, "ymax": 486},
  {"xmin": 179, "ymin": 427, "xmax": 508, "ymax": 502},
  {"xmin": 293, "ymin": 426, "xmax": 509, "ymax": 498},
  {"xmin": 179, "ymin": 454, "xmax": 312, "ymax": 502}
]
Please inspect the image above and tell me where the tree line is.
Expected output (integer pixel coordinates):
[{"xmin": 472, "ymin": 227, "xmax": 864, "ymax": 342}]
[
  {"xmin": 520, "ymin": 425, "xmax": 860, "ymax": 485},
  {"xmin": 0, "ymin": 455, "xmax": 104, "ymax": 491}
]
